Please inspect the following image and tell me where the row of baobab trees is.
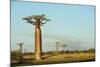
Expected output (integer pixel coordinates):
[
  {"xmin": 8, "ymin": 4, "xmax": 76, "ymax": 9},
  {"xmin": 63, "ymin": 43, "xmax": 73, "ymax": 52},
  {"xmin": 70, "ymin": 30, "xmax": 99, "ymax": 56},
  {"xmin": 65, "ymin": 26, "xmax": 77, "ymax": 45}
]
[
  {"xmin": 15, "ymin": 14, "xmax": 67, "ymax": 60},
  {"xmin": 17, "ymin": 42, "xmax": 67, "ymax": 55},
  {"xmin": 16, "ymin": 41, "xmax": 67, "ymax": 63}
]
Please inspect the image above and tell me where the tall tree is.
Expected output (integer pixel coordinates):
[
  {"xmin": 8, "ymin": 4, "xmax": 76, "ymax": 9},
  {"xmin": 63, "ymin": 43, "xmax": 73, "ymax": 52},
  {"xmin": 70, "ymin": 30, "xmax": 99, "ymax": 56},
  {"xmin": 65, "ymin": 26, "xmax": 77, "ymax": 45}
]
[{"xmin": 23, "ymin": 14, "xmax": 50, "ymax": 60}]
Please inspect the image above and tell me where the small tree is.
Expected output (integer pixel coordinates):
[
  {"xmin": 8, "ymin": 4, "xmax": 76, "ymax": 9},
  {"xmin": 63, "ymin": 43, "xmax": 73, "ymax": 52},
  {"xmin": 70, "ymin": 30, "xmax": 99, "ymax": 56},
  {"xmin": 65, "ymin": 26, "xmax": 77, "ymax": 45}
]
[
  {"xmin": 18, "ymin": 43, "xmax": 24, "ymax": 63},
  {"xmin": 62, "ymin": 44, "xmax": 67, "ymax": 52},
  {"xmin": 56, "ymin": 41, "xmax": 60, "ymax": 52}
]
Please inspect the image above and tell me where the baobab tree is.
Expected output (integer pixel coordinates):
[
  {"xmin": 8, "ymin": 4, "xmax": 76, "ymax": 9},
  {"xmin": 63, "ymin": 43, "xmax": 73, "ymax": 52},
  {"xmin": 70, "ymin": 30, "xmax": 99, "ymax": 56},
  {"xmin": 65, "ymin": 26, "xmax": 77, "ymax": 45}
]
[
  {"xmin": 18, "ymin": 43, "xmax": 24, "ymax": 53},
  {"xmin": 23, "ymin": 14, "xmax": 50, "ymax": 60},
  {"xmin": 18, "ymin": 42, "xmax": 24, "ymax": 62},
  {"xmin": 62, "ymin": 44, "xmax": 67, "ymax": 51},
  {"xmin": 56, "ymin": 41, "xmax": 60, "ymax": 52}
]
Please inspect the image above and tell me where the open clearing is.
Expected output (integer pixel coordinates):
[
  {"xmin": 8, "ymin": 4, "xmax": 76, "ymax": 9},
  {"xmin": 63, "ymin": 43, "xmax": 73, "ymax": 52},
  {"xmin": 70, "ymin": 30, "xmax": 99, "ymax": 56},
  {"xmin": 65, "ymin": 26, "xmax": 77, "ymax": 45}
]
[{"xmin": 11, "ymin": 52, "xmax": 95, "ymax": 66}]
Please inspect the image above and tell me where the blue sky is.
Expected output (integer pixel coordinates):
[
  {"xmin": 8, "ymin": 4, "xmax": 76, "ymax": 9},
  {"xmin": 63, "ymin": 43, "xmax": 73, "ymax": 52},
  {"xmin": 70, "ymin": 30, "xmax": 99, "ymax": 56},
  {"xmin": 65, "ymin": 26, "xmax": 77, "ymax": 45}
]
[{"xmin": 11, "ymin": 1, "xmax": 95, "ymax": 52}]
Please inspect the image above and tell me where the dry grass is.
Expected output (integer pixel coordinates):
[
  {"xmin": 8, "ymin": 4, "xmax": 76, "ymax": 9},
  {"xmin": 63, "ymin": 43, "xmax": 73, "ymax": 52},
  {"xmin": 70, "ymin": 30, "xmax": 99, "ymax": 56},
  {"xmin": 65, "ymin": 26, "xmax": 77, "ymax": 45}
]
[{"xmin": 11, "ymin": 52, "xmax": 95, "ymax": 66}]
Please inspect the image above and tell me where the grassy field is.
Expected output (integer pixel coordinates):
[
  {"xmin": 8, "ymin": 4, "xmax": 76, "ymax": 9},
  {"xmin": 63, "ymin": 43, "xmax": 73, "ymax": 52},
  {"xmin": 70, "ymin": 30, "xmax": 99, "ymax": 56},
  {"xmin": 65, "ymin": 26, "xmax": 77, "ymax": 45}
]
[{"xmin": 11, "ymin": 51, "xmax": 95, "ymax": 66}]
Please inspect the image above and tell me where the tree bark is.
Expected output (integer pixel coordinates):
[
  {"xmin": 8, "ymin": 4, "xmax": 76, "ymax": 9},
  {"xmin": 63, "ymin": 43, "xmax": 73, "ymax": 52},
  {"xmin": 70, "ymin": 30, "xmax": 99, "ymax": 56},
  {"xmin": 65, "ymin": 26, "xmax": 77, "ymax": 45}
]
[{"xmin": 35, "ymin": 26, "xmax": 42, "ymax": 60}]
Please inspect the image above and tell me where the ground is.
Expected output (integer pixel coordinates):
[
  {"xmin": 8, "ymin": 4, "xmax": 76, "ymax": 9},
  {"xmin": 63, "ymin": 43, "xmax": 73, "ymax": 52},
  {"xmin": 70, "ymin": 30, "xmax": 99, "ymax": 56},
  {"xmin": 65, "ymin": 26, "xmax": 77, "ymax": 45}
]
[{"xmin": 11, "ymin": 52, "xmax": 95, "ymax": 66}]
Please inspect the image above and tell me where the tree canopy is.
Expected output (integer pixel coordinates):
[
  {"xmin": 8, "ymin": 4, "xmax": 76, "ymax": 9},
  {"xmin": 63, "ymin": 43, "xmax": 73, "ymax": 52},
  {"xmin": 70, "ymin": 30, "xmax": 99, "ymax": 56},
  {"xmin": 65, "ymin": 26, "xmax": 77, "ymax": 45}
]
[{"xmin": 22, "ymin": 14, "xmax": 50, "ymax": 26}]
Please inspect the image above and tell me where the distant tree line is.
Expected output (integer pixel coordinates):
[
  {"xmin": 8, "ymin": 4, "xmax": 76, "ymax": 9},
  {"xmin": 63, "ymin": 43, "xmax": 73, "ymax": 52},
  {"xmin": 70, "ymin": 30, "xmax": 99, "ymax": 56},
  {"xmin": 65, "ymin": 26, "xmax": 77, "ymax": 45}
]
[
  {"xmin": 11, "ymin": 48, "xmax": 95, "ymax": 60},
  {"xmin": 42, "ymin": 48, "xmax": 95, "ymax": 55}
]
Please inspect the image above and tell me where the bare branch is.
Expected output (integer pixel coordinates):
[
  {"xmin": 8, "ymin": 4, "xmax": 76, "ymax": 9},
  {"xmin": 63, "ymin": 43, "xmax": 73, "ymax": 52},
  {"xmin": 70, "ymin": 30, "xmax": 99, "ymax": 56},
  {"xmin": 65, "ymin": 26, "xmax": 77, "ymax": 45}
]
[
  {"xmin": 22, "ymin": 14, "xmax": 50, "ymax": 26},
  {"xmin": 22, "ymin": 16, "xmax": 36, "ymax": 25}
]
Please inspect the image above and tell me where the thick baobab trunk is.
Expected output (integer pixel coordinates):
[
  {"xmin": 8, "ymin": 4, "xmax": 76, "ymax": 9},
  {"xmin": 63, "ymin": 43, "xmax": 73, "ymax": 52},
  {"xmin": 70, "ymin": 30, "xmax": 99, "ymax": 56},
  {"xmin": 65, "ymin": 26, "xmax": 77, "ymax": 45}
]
[
  {"xmin": 23, "ymin": 15, "xmax": 49, "ymax": 60},
  {"xmin": 35, "ymin": 25, "xmax": 42, "ymax": 60}
]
